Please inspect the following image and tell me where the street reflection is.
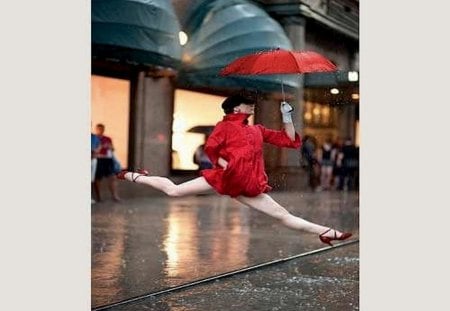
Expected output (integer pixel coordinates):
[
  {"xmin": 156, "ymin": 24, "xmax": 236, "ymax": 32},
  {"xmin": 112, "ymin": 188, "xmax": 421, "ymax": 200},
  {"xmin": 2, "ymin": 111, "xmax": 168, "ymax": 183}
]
[
  {"xmin": 163, "ymin": 203, "xmax": 199, "ymax": 278},
  {"xmin": 91, "ymin": 192, "xmax": 358, "ymax": 308},
  {"xmin": 162, "ymin": 198, "xmax": 250, "ymax": 284},
  {"xmin": 210, "ymin": 209, "xmax": 250, "ymax": 264},
  {"xmin": 91, "ymin": 210, "xmax": 126, "ymax": 306}
]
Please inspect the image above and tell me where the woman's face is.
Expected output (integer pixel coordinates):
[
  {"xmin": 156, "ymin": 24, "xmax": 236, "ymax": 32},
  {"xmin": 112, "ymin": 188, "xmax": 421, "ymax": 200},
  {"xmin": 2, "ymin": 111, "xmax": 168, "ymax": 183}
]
[{"xmin": 234, "ymin": 103, "xmax": 255, "ymax": 115}]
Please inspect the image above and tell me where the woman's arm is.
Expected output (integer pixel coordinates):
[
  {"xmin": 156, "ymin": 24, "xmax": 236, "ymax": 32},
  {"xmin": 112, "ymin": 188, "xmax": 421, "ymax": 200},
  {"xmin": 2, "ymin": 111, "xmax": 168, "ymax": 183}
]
[
  {"xmin": 283, "ymin": 122, "xmax": 296, "ymax": 141},
  {"xmin": 255, "ymin": 101, "xmax": 301, "ymax": 149},
  {"xmin": 203, "ymin": 122, "xmax": 226, "ymax": 166}
]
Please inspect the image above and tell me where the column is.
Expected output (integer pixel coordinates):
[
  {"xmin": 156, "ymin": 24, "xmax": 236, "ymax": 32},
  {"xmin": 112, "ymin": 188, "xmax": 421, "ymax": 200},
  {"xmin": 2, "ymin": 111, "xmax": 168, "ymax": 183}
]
[
  {"xmin": 266, "ymin": 16, "xmax": 307, "ymax": 190},
  {"xmin": 337, "ymin": 104, "xmax": 356, "ymax": 142},
  {"xmin": 130, "ymin": 70, "xmax": 175, "ymax": 176},
  {"xmin": 281, "ymin": 16, "xmax": 306, "ymax": 167},
  {"xmin": 254, "ymin": 95, "xmax": 282, "ymax": 170}
]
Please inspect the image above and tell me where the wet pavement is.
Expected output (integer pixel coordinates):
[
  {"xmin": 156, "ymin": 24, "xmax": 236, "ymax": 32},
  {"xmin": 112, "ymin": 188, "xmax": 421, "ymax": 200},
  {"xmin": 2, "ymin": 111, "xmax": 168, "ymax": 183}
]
[
  {"xmin": 92, "ymin": 190, "xmax": 359, "ymax": 310},
  {"xmin": 106, "ymin": 243, "xmax": 359, "ymax": 311}
]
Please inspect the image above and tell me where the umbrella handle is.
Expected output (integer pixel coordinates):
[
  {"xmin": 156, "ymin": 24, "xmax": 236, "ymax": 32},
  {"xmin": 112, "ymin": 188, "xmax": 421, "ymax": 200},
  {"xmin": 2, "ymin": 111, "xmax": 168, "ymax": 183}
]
[{"xmin": 280, "ymin": 77, "xmax": 286, "ymax": 102}]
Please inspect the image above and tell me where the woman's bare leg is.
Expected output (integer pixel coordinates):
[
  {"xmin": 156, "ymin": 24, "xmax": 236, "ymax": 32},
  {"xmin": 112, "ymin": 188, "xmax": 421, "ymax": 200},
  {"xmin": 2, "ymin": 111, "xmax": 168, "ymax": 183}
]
[
  {"xmin": 235, "ymin": 193, "xmax": 342, "ymax": 237},
  {"xmin": 121, "ymin": 172, "xmax": 213, "ymax": 197}
]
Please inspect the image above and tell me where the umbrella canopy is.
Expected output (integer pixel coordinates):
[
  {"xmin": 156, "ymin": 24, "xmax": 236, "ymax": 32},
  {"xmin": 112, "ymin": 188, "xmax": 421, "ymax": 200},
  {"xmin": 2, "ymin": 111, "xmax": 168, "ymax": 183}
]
[
  {"xmin": 220, "ymin": 49, "xmax": 337, "ymax": 76},
  {"xmin": 219, "ymin": 49, "xmax": 337, "ymax": 101}
]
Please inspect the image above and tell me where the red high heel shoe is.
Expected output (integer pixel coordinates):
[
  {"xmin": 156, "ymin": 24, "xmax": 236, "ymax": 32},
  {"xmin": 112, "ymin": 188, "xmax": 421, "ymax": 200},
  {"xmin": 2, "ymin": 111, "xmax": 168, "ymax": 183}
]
[
  {"xmin": 116, "ymin": 170, "xmax": 128, "ymax": 180},
  {"xmin": 319, "ymin": 228, "xmax": 352, "ymax": 246},
  {"xmin": 116, "ymin": 168, "xmax": 149, "ymax": 182}
]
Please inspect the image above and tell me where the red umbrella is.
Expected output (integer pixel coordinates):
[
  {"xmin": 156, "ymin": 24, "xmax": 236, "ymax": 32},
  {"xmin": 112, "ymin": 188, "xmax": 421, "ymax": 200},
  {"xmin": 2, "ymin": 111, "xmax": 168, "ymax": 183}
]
[{"xmin": 220, "ymin": 49, "xmax": 337, "ymax": 101}]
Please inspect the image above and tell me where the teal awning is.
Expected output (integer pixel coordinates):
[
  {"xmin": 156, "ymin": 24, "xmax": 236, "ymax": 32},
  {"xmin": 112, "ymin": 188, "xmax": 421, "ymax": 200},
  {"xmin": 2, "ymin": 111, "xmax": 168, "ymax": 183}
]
[
  {"xmin": 92, "ymin": 0, "xmax": 182, "ymax": 69},
  {"xmin": 178, "ymin": 0, "xmax": 299, "ymax": 93}
]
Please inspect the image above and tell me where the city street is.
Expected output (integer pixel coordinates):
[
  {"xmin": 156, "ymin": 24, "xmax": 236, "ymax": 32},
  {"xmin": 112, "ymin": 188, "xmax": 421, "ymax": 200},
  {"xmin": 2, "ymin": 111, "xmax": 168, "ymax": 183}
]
[{"xmin": 92, "ymin": 190, "xmax": 359, "ymax": 310}]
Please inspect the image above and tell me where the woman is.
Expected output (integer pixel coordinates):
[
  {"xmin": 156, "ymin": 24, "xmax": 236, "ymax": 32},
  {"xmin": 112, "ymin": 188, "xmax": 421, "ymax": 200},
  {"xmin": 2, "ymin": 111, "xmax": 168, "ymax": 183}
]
[{"xmin": 117, "ymin": 95, "xmax": 351, "ymax": 246}]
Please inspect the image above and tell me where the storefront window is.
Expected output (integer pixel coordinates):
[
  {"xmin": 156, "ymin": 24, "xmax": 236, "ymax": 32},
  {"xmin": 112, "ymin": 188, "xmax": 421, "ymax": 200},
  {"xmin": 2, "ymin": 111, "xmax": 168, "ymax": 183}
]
[
  {"xmin": 303, "ymin": 101, "xmax": 335, "ymax": 128},
  {"xmin": 172, "ymin": 90, "xmax": 226, "ymax": 170},
  {"xmin": 91, "ymin": 75, "xmax": 130, "ymax": 168}
]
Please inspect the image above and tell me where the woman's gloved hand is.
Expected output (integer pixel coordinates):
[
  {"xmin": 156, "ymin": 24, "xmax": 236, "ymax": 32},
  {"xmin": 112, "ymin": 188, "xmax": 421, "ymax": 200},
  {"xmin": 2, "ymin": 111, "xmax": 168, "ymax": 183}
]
[{"xmin": 280, "ymin": 101, "xmax": 294, "ymax": 123}]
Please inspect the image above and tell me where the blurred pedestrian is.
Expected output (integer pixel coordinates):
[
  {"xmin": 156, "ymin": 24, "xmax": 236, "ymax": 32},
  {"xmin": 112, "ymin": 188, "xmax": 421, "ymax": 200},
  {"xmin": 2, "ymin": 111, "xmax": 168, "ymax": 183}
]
[
  {"xmin": 338, "ymin": 138, "xmax": 359, "ymax": 191},
  {"xmin": 193, "ymin": 137, "xmax": 213, "ymax": 171},
  {"xmin": 300, "ymin": 135, "xmax": 320, "ymax": 191},
  {"xmin": 91, "ymin": 131, "xmax": 101, "ymax": 204},
  {"xmin": 317, "ymin": 137, "xmax": 336, "ymax": 190},
  {"xmin": 94, "ymin": 123, "xmax": 121, "ymax": 202},
  {"xmin": 117, "ymin": 94, "xmax": 351, "ymax": 246},
  {"xmin": 331, "ymin": 137, "xmax": 344, "ymax": 190}
]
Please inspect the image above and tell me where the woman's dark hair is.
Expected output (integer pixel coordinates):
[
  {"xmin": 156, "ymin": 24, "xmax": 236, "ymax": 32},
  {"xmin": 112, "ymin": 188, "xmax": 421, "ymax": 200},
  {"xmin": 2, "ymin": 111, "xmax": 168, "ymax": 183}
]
[{"xmin": 221, "ymin": 94, "xmax": 255, "ymax": 114}]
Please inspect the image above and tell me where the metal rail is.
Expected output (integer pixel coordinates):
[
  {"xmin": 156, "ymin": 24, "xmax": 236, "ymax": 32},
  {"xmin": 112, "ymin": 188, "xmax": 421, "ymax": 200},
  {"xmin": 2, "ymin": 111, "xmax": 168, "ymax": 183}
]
[{"xmin": 92, "ymin": 239, "xmax": 359, "ymax": 311}]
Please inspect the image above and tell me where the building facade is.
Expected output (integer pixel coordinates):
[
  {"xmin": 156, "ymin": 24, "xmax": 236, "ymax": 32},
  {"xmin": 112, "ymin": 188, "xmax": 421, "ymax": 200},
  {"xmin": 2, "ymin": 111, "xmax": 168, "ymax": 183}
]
[{"xmin": 91, "ymin": 0, "xmax": 359, "ymax": 190}]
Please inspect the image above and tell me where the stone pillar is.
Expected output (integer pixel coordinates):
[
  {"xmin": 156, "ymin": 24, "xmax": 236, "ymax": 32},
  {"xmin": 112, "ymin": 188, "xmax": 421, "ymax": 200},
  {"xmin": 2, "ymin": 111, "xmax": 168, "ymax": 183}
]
[
  {"xmin": 281, "ymin": 16, "xmax": 306, "ymax": 167},
  {"xmin": 254, "ymin": 96, "xmax": 282, "ymax": 170},
  {"xmin": 347, "ymin": 104, "xmax": 356, "ymax": 142},
  {"xmin": 338, "ymin": 105, "xmax": 356, "ymax": 142},
  {"xmin": 255, "ymin": 93, "xmax": 306, "ymax": 191},
  {"xmin": 259, "ymin": 16, "xmax": 308, "ymax": 190},
  {"xmin": 130, "ymin": 71, "xmax": 175, "ymax": 176}
]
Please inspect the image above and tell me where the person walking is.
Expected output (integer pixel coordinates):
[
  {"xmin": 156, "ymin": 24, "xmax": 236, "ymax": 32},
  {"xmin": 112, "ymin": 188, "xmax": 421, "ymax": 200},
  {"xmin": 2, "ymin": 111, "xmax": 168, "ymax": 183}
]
[
  {"xmin": 300, "ymin": 135, "xmax": 320, "ymax": 191},
  {"xmin": 193, "ymin": 138, "xmax": 213, "ymax": 171},
  {"xmin": 331, "ymin": 137, "xmax": 343, "ymax": 190},
  {"xmin": 117, "ymin": 95, "xmax": 351, "ymax": 245},
  {"xmin": 317, "ymin": 138, "xmax": 336, "ymax": 191},
  {"xmin": 94, "ymin": 123, "xmax": 121, "ymax": 202},
  {"xmin": 339, "ymin": 138, "xmax": 359, "ymax": 191},
  {"xmin": 91, "ymin": 131, "xmax": 101, "ymax": 204}
]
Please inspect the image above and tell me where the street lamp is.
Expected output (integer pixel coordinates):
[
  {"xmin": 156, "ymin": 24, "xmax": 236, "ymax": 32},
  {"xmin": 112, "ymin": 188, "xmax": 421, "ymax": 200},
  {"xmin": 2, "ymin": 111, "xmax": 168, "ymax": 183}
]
[
  {"xmin": 348, "ymin": 71, "xmax": 358, "ymax": 82},
  {"xmin": 179, "ymin": 31, "xmax": 188, "ymax": 46}
]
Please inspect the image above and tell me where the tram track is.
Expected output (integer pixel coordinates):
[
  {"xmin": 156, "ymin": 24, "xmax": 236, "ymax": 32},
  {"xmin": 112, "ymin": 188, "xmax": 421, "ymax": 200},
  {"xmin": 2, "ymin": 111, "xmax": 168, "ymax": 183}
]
[{"xmin": 92, "ymin": 239, "xmax": 359, "ymax": 311}]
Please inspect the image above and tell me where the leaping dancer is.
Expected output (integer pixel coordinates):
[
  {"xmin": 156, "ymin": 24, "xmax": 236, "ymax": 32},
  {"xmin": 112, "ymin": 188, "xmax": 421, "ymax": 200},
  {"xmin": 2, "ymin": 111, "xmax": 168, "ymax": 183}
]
[{"xmin": 117, "ymin": 95, "xmax": 352, "ymax": 246}]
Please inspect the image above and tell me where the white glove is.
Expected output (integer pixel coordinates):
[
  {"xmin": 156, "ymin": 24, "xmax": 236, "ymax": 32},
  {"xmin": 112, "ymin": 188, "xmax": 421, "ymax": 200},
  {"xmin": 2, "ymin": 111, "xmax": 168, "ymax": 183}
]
[{"xmin": 280, "ymin": 101, "xmax": 294, "ymax": 123}]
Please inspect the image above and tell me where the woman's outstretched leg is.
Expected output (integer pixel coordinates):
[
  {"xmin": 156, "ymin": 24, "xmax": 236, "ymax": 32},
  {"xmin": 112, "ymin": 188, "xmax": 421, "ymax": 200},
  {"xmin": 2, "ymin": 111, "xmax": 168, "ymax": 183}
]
[
  {"xmin": 235, "ymin": 193, "xmax": 351, "ymax": 243},
  {"xmin": 118, "ymin": 171, "xmax": 213, "ymax": 197}
]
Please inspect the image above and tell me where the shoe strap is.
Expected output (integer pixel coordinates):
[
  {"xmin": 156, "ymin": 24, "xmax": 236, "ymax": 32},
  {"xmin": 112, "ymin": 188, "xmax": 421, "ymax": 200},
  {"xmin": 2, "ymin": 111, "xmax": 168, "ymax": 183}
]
[
  {"xmin": 319, "ymin": 228, "xmax": 332, "ymax": 237},
  {"xmin": 132, "ymin": 173, "xmax": 144, "ymax": 182}
]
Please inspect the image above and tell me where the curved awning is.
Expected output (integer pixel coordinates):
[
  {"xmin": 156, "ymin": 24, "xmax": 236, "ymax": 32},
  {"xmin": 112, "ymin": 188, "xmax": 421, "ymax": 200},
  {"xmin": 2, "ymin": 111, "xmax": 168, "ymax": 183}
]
[
  {"xmin": 178, "ymin": 0, "xmax": 299, "ymax": 93},
  {"xmin": 92, "ymin": 0, "xmax": 182, "ymax": 69}
]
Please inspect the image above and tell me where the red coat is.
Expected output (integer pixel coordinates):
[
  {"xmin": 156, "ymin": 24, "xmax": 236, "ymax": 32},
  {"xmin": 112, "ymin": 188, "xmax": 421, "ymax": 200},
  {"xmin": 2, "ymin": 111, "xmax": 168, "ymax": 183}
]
[{"xmin": 201, "ymin": 113, "xmax": 301, "ymax": 197}]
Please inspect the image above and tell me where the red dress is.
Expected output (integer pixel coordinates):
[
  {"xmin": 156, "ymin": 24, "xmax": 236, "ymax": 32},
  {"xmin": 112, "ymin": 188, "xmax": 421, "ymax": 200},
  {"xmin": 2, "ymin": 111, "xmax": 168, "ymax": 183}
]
[{"xmin": 201, "ymin": 113, "xmax": 301, "ymax": 197}]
